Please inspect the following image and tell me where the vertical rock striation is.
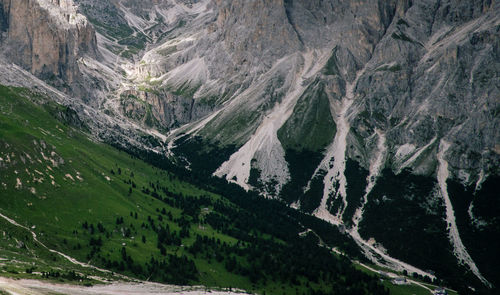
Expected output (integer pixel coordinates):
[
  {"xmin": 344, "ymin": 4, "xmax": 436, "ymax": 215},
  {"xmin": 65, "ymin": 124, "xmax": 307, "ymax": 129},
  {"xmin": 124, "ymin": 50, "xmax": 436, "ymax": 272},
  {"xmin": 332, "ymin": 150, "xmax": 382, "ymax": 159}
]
[{"xmin": 0, "ymin": 0, "xmax": 98, "ymax": 96}]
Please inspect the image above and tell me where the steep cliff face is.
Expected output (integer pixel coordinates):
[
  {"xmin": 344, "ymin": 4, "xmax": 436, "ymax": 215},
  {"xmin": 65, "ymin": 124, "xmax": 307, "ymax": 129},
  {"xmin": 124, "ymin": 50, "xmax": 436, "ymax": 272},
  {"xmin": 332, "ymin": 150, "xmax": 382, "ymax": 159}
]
[
  {"xmin": 0, "ymin": 0, "xmax": 98, "ymax": 97},
  {"xmin": 119, "ymin": 88, "xmax": 214, "ymax": 130},
  {"xmin": 174, "ymin": 0, "xmax": 499, "ymax": 192},
  {"xmin": 2, "ymin": 1, "xmax": 496, "ymax": 186},
  {"xmin": 349, "ymin": 0, "xmax": 500, "ymax": 178}
]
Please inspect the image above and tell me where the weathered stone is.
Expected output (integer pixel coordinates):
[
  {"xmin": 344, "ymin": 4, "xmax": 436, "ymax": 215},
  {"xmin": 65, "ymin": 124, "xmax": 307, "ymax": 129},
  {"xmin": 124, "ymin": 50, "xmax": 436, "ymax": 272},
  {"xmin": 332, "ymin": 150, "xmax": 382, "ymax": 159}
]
[{"xmin": 0, "ymin": 0, "xmax": 98, "ymax": 95}]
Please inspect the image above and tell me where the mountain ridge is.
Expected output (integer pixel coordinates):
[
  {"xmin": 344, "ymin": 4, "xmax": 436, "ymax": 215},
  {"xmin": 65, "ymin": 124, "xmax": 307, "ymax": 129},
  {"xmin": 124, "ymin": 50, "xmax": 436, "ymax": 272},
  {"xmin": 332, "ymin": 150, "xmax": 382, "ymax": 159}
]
[{"xmin": 0, "ymin": 0, "xmax": 499, "ymax": 293}]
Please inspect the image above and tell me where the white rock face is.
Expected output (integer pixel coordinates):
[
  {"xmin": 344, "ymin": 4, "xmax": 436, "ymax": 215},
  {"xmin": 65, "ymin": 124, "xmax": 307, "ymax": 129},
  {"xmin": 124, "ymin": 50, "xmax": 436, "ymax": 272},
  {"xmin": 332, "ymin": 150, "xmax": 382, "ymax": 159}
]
[{"xmin": 43, "ymin": 0, "xmax": 498, "ymax": 190}]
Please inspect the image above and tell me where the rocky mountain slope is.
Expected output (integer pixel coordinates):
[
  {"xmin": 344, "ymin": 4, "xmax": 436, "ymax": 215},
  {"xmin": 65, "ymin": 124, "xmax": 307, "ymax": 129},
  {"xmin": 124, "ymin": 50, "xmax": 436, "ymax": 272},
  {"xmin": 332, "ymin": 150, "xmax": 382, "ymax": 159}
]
[
  {"xmin": 0, "ymin": 0, "xmax": 101, "ymax": 101},
  {"xmin": 0, "ymin": 0, "xmax": 499, "ymax": 293}
]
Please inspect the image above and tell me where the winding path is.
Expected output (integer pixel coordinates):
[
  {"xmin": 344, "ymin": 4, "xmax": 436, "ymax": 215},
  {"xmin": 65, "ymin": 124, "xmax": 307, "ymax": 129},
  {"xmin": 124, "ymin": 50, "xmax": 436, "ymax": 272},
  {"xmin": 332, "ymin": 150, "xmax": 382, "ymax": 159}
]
[{"xmin": 0, "ymin": 212, "xmax": 116, "ymax": 276}]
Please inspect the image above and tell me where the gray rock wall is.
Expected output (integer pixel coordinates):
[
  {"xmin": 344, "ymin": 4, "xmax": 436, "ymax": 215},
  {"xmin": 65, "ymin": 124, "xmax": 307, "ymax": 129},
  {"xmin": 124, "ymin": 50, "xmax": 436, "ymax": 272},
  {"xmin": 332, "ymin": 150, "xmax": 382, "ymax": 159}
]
[{"xmin": 0, "ymin": 0, "xmax": 98, "ymax": 96}]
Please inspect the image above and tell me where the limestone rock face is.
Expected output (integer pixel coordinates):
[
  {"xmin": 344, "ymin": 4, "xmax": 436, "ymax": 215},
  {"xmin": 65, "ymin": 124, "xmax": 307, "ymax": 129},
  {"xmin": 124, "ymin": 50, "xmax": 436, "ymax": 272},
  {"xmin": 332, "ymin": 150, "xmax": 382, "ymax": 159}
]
[
  {"xmin": 119, "ymin": 88, "xmax": 214, "ymax": 130},
  {"xmin": 50, "ymin": 0, "xmax": 499, "ymax": 187},
  {"xmin": 348, "ymin": 0, "xmax": 500, "ymax": 177},
  {"xmin": 1, "ymin": 0, "xmax": 497, "ymax": 184},
  {"xmin": 0, "ymin": 0, "xmax": 98, "ymax": 94}
]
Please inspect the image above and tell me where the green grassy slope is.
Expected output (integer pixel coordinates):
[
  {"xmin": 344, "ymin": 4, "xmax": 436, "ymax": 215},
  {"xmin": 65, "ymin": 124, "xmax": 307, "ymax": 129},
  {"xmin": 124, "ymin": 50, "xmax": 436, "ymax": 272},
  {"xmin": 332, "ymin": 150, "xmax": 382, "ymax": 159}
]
[
  {"xmin": 0, "ymin": 85, "xmax": 391, "ymax": 295},
  {"xmin": 0, "ymin": 85, "xmax": 448, "ymax": 295}
]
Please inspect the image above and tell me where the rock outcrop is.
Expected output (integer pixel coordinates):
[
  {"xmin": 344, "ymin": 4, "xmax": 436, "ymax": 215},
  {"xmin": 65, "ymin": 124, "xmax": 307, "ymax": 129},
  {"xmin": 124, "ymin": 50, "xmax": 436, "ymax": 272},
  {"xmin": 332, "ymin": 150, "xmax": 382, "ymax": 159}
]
[
  {"xmin": 59, "ymin": 0, "xmax": 499, "ymax": 197},
  {"xmin": 120, "ymin": 88, "xmax": 214, "ymax": 130},
  {"xmin": 0, "ymin": 0, "xmax": 98, "ymax": 96}
]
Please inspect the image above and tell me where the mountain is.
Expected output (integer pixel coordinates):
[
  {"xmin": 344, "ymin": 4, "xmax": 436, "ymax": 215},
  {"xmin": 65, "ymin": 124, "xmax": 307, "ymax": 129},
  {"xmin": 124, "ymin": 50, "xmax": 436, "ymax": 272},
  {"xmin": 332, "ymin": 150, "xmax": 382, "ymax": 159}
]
[
  {"xmin": 0, "ymin": 84, "xmax": 393, "ymax": 294},
  {"xmin": 0, "ymin": 0, "xmax": 499, "ymax": 294}
]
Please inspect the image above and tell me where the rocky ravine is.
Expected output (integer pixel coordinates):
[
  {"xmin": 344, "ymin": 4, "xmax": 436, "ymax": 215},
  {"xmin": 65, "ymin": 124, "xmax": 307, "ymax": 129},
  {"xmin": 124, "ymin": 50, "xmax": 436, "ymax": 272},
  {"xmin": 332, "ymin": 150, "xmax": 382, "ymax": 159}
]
[{"xmin": 0, "ymin": 0, "xmax": 499, "ymax": 292}]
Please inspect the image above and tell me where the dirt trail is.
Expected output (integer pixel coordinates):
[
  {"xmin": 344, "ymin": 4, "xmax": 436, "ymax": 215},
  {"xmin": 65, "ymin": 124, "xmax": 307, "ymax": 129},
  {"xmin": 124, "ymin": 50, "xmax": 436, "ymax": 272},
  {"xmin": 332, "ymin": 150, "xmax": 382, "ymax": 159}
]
[
  {"xmin": 0, "ymin": 277, "xmax": 251, "ymax": 295},
  {"xmin": 0, "ymin": 213, "xmax": 118, "ymax": 277}
]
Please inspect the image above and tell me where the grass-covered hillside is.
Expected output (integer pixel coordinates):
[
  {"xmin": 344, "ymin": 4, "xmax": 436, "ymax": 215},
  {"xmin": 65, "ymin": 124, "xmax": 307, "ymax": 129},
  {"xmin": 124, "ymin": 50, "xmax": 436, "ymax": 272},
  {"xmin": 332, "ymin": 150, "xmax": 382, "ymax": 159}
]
[
  {"xmin": 0, "ymin": 85, "xmax": 392, "ymax": 295},
  {"xmin": 0, "ymin": 85, "xmax": 463, "ymax": 295}
]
